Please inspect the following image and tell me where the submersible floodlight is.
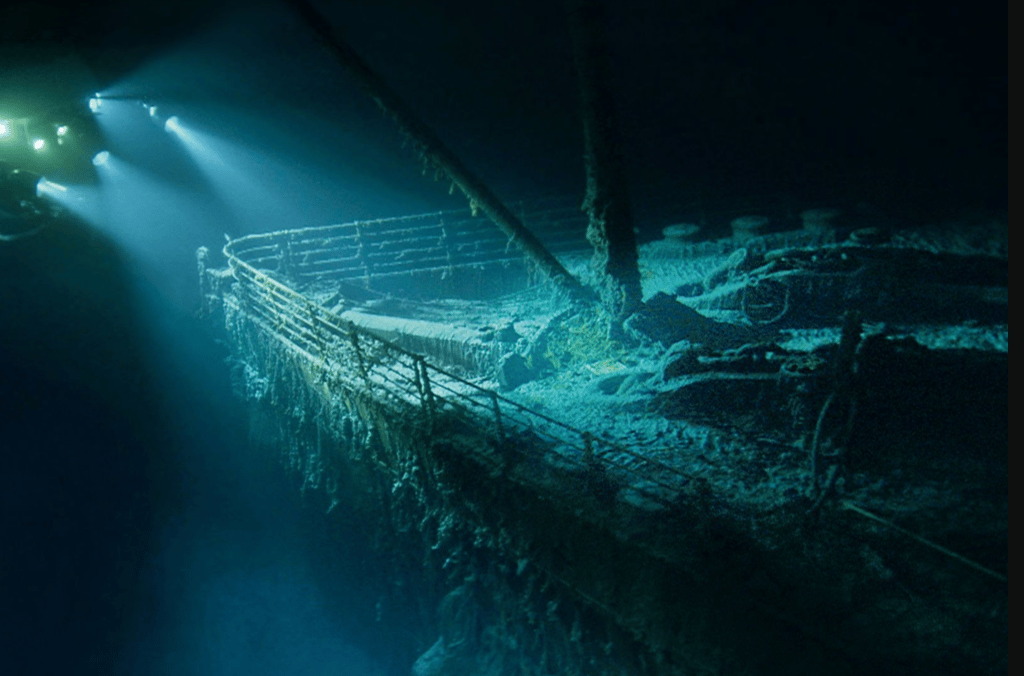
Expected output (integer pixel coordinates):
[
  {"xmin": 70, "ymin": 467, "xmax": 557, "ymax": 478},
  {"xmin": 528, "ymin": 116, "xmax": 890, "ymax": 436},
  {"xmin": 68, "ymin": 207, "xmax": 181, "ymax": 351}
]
[
  {"xmin": 144, "ymin": 105, "xmax": 180, "ymax": 133},
  {"xmin": 35, "ymin": 178, "xmax": 67, "ymax": 198}
]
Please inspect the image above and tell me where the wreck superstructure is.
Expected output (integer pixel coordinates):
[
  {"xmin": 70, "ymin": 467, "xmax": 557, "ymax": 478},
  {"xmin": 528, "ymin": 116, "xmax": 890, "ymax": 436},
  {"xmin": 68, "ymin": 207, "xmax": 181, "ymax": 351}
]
[{"xmin": 200, "ymin": 202, "xmax": 1008, "ymax": 676}]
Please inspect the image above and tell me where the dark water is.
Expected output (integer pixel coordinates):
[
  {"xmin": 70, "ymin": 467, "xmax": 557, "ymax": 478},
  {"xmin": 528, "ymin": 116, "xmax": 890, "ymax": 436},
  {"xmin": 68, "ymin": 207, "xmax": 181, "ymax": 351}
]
[{"xmin": 1, "ymin": 217, "xmax": 388, "ymax": 675}]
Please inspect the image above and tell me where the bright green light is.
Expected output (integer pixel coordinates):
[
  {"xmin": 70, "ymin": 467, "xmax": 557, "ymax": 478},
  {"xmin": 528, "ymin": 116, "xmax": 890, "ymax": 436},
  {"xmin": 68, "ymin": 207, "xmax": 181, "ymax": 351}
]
[
  {"xmin": 0, "ymin": 120, "xmax": 10, "ymax": 137},
  {"xmin": 33, "ymin": 138, "xmax": 46, "ymax": 151},
  {"xmin": 56, "ymin": 125, "xmax": 69, "ymax": 136}
]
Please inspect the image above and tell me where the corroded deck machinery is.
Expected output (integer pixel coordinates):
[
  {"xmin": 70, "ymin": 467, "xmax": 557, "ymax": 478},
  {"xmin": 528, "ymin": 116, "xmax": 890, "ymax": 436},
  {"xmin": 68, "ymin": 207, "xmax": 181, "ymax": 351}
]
[{"xmin": 200, "ymin": 205, "xmax": 1007, "ymax": 675}]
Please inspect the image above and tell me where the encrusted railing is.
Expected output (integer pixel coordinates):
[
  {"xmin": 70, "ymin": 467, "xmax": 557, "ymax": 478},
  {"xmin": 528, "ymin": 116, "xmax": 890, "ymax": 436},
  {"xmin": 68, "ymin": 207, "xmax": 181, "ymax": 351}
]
[
  {"xmin": 222, "ymin": 204, "xmax": 589, "ymax": 288},
  {"xmin": 206, "ymin": 210, "xmax": 696, "ymax": 509}
]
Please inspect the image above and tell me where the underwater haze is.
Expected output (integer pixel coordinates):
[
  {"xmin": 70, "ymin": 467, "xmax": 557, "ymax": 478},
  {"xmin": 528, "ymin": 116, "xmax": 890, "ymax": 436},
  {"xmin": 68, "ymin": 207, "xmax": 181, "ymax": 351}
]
[{"xmin": 1, "ymin": 0, "xmax": 1005, "ymax": 674}]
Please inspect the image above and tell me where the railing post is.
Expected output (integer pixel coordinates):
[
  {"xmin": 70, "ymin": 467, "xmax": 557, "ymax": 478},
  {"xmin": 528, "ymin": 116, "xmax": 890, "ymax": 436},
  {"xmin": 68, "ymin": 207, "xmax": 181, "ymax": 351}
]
[
  {"xmin": 349, "ymin": 326, "xmax": 369, "ymax": 385},
  {"xmin": 307, "ymin": 301, "xmax": 324, "ymax": 361},
  {"xmin": 279, "ymin": 241, "xmax": 290, "ymax": 277},
  {"xmin": 196, "ymin": 247, "xmax": 209, "ymax": 313},
  {"xmin": 413, "ymin": 354, "xmax": 424, "ymax": 399},
  {"xmin": 419, "ymin": 358, "xmax": 435, "ymax": 409},
  {"xmin": 490, "ymin": 391, "xmax": 505, "ymax": 440},
  {"xmin": 582, "ymin": 431, "xmax": 596, "ymax": 467},
  {"xmin": 416, "ymin": 356, "xmax": 435, "ymax": 430}
]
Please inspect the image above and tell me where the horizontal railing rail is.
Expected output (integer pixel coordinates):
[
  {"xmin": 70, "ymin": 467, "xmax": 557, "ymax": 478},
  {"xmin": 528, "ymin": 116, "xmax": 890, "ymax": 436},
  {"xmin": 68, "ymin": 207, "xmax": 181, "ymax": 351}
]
[
  {"xmin": 221, "ymin": 212, "xmax": 696, "ymax": 508},
  {"xmin": 225, "ymin": 207, "xmax": 590, "ymax": 287}
]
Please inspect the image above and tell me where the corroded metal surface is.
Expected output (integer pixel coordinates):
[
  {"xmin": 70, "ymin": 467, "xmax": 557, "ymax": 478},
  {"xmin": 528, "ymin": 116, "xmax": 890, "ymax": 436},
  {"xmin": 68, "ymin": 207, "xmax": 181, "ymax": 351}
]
[{"xmin": 201, "ymin": 209, "xmax": 1007, "ymax": 676}]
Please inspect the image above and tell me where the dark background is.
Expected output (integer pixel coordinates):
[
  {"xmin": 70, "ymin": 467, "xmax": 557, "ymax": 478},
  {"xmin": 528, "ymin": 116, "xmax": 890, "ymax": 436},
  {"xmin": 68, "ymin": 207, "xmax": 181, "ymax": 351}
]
[
  {"xmin": 3, "ymin": 0, "xmax": 1008, "ymax": 216},
  {"xmin": 1, "ymin": 1, "xmax": 1007, "ymax": 674}
]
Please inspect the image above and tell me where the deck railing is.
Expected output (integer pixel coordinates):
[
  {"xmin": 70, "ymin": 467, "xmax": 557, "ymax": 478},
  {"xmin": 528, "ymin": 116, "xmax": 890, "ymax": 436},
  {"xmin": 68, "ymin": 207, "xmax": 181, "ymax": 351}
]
[{"xmin": 214, "ymin": 209, "xmax": 696, "ymax": 509}]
